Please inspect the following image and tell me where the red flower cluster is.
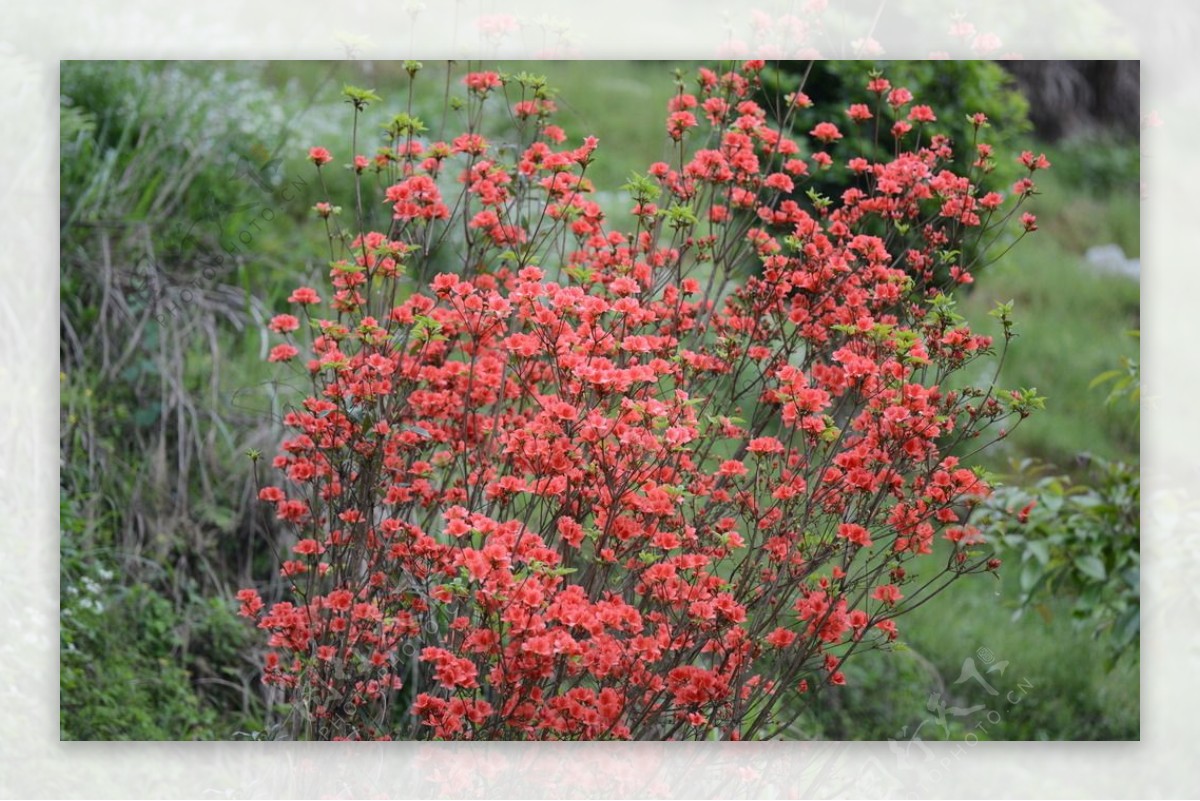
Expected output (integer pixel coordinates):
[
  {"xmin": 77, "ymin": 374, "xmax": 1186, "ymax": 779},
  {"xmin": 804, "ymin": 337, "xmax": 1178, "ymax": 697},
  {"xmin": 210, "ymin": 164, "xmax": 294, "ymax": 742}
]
[{"xmin": 241, "ymin": 62, "xmax": 1043, "ymax": 741}]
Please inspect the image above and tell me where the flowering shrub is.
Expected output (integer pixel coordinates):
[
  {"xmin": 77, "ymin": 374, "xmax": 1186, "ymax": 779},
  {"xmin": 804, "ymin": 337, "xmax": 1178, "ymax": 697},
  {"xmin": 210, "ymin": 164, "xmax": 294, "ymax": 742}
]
[{"xmin": 238, "ymin": 61, "xmax": 1048, "ymax": 740}]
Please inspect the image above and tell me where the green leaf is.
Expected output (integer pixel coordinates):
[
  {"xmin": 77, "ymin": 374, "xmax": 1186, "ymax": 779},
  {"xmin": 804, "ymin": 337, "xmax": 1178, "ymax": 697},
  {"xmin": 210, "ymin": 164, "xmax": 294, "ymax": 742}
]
[
  {"xmin": 1121, "ymin": 566, "xmax": 1139, "ymax": 590},
  {"xmin": 1027, "ymin": 540, "xmax": 1050, "ymax": 565},
  {"xmin": 621, "ymin": 172, "xmax": 661, "ymax": 202},
  {"xmin": 805, "ymin": 188, "xmax": 831, "ymax": 209},
  {"xmin": 1075, "ymin": 555, "xmax": 1108, "ymax": 582},
  {"xmin": 401, "ymin": 424, "xmax": 432, "ymax": 440},
  {"xmin": 1117, "ymin": 608, "xmax": 1140, "ymax": 644},
  {"xmin": 1019, "ymin": 561, "xmax": 1042, "ymax": 593},
  {"xmin": 663, "ymin": 203, "xmax": 698, "ymax": 230},
  {"xmin": 565, "ymin": 264, "xmax": 595, "ymax": 283},
  {"xmin": 383, "ymin": 113, "xmax": 427, "ymax": 138},
  {"xmin": 412, "ymin": 314, "xmax": 446, "ymax": 342},
  {"xmin": 988, "ymin": 299, "xmax": 1015, "ymax": 321},
  {"xmin": 342, "ymin": 85, "xmax": 382, "ymax": 109},
  {"xmin": 1088, "ymin": 369, "xmax": 1123, "ymax": 390}
]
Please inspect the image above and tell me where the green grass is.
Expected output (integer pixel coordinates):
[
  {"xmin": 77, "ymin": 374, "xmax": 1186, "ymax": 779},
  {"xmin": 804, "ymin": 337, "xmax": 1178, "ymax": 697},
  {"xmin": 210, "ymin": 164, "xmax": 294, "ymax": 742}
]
[
  {"xmin": 954, "ymin": 198, "xmax": 1140, "ymax": 471},
  {"xmin": 1032, "ymin": 133, "xmax": 1141, "ymax": 258},
  {"xmin": 937, "ymin": 136, "xmax": 1141, "ymax": 474},
  {"xmin": 1037, "ymin": 186, "xmax": 1141, "ymax": 260},
  {"xmin": 790, "ymin": 540, "xmax": 1139, "ymax": 741},
  {"xmin": 899, "ymin": 560, "xmax": 1139, "ymax": 740}
]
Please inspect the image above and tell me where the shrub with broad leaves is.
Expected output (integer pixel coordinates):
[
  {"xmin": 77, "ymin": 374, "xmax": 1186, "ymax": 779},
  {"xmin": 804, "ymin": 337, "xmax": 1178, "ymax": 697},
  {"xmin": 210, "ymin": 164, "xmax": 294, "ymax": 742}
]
[
  {"xmin": 238, "ymin": 61, "xmax": 1048, "ymax": 740},
  {"xmin": 978, "ymin": 456, "xmax": 1139, "ymax": 662}
]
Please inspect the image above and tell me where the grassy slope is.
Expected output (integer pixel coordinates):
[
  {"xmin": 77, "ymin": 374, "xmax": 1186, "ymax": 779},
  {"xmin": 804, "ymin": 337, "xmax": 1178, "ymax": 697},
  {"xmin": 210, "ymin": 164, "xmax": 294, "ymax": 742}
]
[{"xmin": 954, "ymin": 150, "xmax": 1140, "ymax": 474}]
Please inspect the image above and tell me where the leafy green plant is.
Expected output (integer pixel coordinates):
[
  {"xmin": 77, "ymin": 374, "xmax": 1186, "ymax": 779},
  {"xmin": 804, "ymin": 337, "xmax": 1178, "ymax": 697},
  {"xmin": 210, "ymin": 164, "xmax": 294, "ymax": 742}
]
[
  {"xmin": 59, "ymin": 62, "xmax": 315, "ymax": 739},
  {"xmin": 1089, "ymin": 329, "xmax": 1140, "ymax": 416},
  {"xmin": 60, "ymin": 495, "xmax": 266, "ymax": 739},
  {"xmin": 60, "ymin": 499, "xmax": 210, "ymax": 739},
  {"xmin": 976, "ymin": 456, "xmax": 1139, "ymax": 659}
]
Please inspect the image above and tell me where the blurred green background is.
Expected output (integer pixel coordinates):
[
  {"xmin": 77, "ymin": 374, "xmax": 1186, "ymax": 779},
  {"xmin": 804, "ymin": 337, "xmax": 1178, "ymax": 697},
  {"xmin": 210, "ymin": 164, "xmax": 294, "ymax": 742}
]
[{"xmin": 59, "ymin": 60, "xmax": 1139, "ymax": 741}]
